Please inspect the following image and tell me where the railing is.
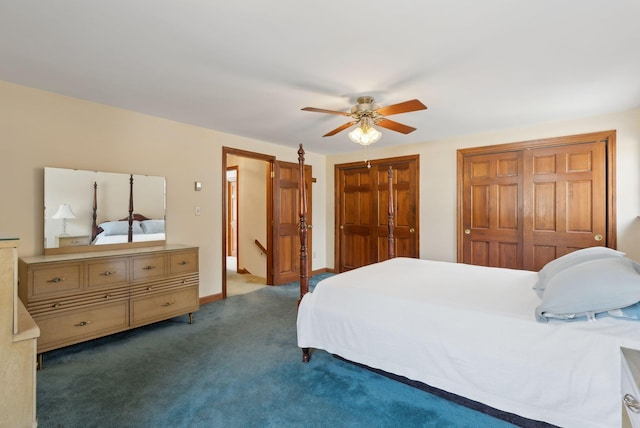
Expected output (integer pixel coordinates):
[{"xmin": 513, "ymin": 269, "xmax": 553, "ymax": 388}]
[{"xmin": 254, "ymin": 239, "xmax": 267, "ymax": 255}]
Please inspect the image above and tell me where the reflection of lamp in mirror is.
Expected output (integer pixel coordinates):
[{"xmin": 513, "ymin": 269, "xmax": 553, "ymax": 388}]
[{"xmin": 52, "ymin": 204, "xmax": 76, "ymax": 236}]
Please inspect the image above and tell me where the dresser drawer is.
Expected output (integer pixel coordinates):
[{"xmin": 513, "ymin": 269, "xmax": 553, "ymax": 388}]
[
  {"xmin": 130, "ymin": 286, "xmax": 198, "ymax": 326},
  {"xmin": 27, "ymin": 287, "xmax": 129, "ymax": 316},
  {"xmin": 35, "ymin": 300, "xmax": 129, "ymax": 353},
  {"xmin": 132, "ymin": 254, "xmax": 166, "ymax": 282},
  {"xmin": 30, "ymin": 263, "xmax": 83, "ymax": 298},
  {"xmin": 169, "ymin": 250, "xmax": 198, "ymax": 274},
  {"xmin": 87, "ymin": 257, "xmax": 129, "ymax": 289}
]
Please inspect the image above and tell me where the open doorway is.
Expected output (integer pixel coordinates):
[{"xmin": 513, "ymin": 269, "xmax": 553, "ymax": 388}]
[
  {"xmin": 226, "ymin": 165, "xmax": 265, "ymax": 296},
  {"xmin": 222, "ymin": 147, "xmax": 275, "ymax": 299}
]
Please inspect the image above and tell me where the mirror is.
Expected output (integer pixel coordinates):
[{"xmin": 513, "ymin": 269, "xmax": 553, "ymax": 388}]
[{"xmin": 44, "ymin": 167, "xmax": 166, "ymax": 254}]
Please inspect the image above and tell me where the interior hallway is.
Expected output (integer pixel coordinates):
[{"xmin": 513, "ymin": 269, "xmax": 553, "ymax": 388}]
[{"xmin": 226, "ymin": 256, "xmax": 266, "ymax": 296}]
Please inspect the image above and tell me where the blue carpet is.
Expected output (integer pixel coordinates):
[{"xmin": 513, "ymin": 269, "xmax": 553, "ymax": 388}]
[{"xmin": 36, "ymin": 274, "xmax": 521, "ymax": 427}]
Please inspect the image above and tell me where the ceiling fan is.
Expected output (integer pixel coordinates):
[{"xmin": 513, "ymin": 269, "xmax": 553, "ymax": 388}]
[{"xmin": 302, "ymin": 96, "xmax": 427, "ymax": 145}]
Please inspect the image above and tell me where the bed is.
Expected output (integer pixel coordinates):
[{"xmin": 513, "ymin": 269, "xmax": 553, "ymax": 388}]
[
  {"xmin": 294, "ymin": 144, "xmax": 640, "ymax": 428},
  {"xmin": 90, "ymin": 176, "xmax": 166, "ymax": 245}
]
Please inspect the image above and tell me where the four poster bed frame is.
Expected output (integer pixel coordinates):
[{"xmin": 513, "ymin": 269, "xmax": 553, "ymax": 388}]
[
  {"xmin": 297, "ymin": 144, "xmax": 396, "ymax": 363},
  {"xmin": 294, "ymin": 143, "xmax": 640, "ymax": 427}
]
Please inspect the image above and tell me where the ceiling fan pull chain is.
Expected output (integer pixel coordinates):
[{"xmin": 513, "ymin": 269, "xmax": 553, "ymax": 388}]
[{"xmin": 363, "ymin": 145, "xmax": 371, "ymax": 169}]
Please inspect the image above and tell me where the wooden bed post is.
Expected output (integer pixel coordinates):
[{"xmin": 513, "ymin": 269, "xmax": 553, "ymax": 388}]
[
  {"xmin": 128, "ymin": 174, "xmax": 134, "ymax": 243},
  {"xmin": 298, "ymin": 144, "xmax": 311, "ymax": 363},
  {"xmin": 298, "ymin": 144, "xmax": 309, "ymax": 303},
  {"xmin": 388, "ymin": 166, "xmax": 395, "ymax": 260},
  {"xmin": 91, "ymin": 182, "xmax": 98, "ymax": 242}
]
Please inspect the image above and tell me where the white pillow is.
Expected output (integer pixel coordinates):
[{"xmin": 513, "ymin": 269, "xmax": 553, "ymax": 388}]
[
  {"xmin": 99, "ymin": 220, "xmax": 144, "ymax": 236},
  {"xmin": 535, "ymin": 257, "xmax": 640, "ymax": 322},
  {"xmin": 533, "ymin": 247, "xmax": 625, "ymax": 298},
  {"xmin": 140, "ymin": 219, "xmax": 165, "ymax": 234}
]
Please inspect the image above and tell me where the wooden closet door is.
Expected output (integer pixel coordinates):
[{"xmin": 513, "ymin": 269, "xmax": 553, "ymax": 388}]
[
  {"xmin": 272, "ymin": 161, "xmax": 312, "ymax": 285},
  {"xmin": 462, "ymin": 151, "xmax": 523, "ymax": 269},
  {"xmin": 376, "ymin": 160, "xmax": 418, "ymax": 261},
  {"xmin": 459, "ymin": 131, "xmax": 614, "ymax": 271},
  {"xmin": 336, "ymin": 155, "xmax": 419, "ymax": 272},
  {"xmin": 338, "ymin": 167, "xmax": 376, "ymax": 271},
  {"xmin": 523, "ymin": 141, "xmax": 607, "ymax": 271}
]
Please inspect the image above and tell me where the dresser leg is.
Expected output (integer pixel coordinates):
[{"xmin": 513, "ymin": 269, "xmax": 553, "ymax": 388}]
[
  {"xmin": 37, "ymin": 353, "xmax": 43, "ymax": 370},
  {"xmin": 188, "ymin": 312, "xmax": 193, "ymax": 324}
]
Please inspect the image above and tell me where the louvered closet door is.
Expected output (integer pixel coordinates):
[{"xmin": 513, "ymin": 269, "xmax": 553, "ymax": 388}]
[{"xmin": 462, "ymin": 151, "xmax": 523, "ymax": 269}]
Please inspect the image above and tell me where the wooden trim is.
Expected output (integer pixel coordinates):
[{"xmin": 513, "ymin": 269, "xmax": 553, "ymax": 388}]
[
  {"xmin": 266, "ymin": 164, "xmax": 274, "ymax": 285},
  {"xmin": 606, "ymin": 132, "xmax": 617, "ymax": 249},
  {"xmin": 334, "ymin": 154, "xmax": 420, "ymax": 170},
  {"xmin": 226, "ymin": 166, "xmax": 238, "ymax": 258},
  {"xmin": 200, "ymin": 293, "xmax": 223, "ymax": 305},
  {"xmin": 311, "ymin": 267, "xmax": 335, "ymax": 276},
  {"xmin": 387, "ymin": 166, "xmax": 395, "ymax": 259},
  {"xmin": 457, "ymin": 130, "xmax": 617, "ymax": 156},
  {"xmin": 456, "ymin": 130, "xmax": 617, "ymax": 262},
  {"xmin": 222, "ymin": 146, "xmax": 276, "ymax": 299}
]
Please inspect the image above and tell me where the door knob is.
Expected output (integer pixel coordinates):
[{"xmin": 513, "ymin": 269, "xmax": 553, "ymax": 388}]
[
  {"xmin": 340, "ymin": 225, "xmax": 344, "ymax": 230},
  {"xmin": 594, "ymin": 234, "xmax": 603, "ymax": 241},
  {"xmin": 409, "ymin": 228, "xmax": 415, "ymax": 233},
  {"xmin": 464, "ymin": 229, "xmax": 471, "ymax": 235}
]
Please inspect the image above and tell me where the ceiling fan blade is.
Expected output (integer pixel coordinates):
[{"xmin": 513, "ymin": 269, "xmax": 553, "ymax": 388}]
[
  {"xmin": 323, "ymin": 121, "xmax": 356, "ymax": 137},
  {"xmin": 375, "ymin": 99, "xmax": 427, "ymax": 116},
  {"xmin": 376, "ymin": 118, "xmax": 417, "ymax": 134},
  {"xmin": 302, "ymin": 107, "xmax": 351, "ymax": 116}
]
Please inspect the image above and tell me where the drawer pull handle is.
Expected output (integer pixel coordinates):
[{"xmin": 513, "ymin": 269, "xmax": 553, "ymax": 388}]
[
  {"xmin": 178, "ymin": 261, "xmax": 188, "ymax": 265},
  {"xmin": 161, "ymin": 302, "xmax": 175, "ymax": 307},
  {"xmin": 624, "ymin": 394, "xmax": 640, "ymax": 413},
  {"xmin": 143, "ymin": 265, "xmax": 156, "ymax": 270},
  {"xmin": 182, "ymin": 280, "xmax": 186, "ymax": 284},
  {"xmin": 104, "ymin": 294, "xmax": 112, "ymax": 299},
  {"xmin": 100, "ymin": 271, "xmax": 116, "ymax": 276},
  {"xmin": 52, "ymin": 303, "xmax": 62, "ymax": 308},
  {"xmin": 48, "ymin": 277, "xmax": 66, "ymax": 283},
  {"xmin": 147, "ymin": 286, "xmax": 153, "ymax": 290},
  {"xmin": 75, "ymin": 321, "xmax": 92, "ymax": 327}
]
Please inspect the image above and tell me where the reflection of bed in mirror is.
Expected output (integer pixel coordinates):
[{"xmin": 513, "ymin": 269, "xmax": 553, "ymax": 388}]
[
  {"xmin": 91, "ymin": 215, "xmax": 166, "ymax": 245},
  {"xmin": 44, "ymin": 167, "xmax": 166, "ymax": 254},
  {"xmin": 89, "ymin": 177, "xmax": 166, "ymax": 245}
]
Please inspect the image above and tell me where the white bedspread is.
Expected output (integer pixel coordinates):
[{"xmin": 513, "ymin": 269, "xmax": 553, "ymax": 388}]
[
  {"xmin": 297, "ymin": 257, "xmax": 640, "ymax": 428},
  {"xmin": 92, "ymin": 232, "xmax": 165, "ymax": 245}
]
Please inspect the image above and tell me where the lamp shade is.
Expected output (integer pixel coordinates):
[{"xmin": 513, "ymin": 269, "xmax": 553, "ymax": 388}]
[
  {"xmin": 52, "ymin": 204, "xmax": 76, "ymax": 219},
  {"xmin": 348, "ymin": 116, "xmax": 382, "ymax": 146}
]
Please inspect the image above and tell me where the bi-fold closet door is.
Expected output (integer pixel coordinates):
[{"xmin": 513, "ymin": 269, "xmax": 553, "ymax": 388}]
[{"xmin": 459, "ymin": 131, "xmax": 614, "ymax": 271}]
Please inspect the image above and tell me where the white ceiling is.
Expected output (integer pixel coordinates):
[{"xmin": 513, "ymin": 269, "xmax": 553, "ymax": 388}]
[{"xmin": 1, "ymin": 1, "xmax": 639, "ymax": 154}]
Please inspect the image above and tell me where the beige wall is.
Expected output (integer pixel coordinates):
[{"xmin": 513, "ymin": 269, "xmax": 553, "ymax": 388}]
[
  {"xmin": 3, "ymin": 79, "xmax": 638, "ymax": 297},
  {"xmin": 0, "ymin": 80, "xmax": 327, "ymax": 298},
  {"xmin": 326, "ymin": 107, "xmax": 640, "ymax": 265}
]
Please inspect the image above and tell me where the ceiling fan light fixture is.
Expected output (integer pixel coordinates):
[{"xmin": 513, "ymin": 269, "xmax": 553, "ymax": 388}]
[{"xmin": 348, "ymin": 117, "xmax": 382, "ymax": 146}]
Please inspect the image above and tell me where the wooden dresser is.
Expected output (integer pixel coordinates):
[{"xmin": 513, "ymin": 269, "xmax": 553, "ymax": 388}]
[{"xmin": 18, "ymin": 244, "xmax": 198, "ymax": 366}]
